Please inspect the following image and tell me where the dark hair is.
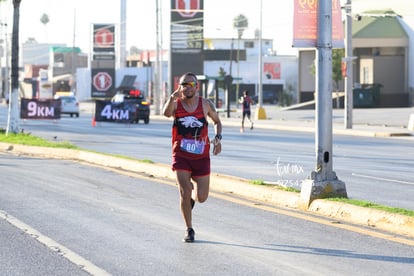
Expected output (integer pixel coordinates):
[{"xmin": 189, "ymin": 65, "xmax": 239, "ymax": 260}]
[
  {"xmin": 182, "ymin": 72, "xmax": 198, "ymax": 82},
  {"xmin": 243, "ymin": 90, "xmax": 249, "ymax": 95}
]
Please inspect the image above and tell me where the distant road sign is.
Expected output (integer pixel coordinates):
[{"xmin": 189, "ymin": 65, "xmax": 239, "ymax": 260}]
[{"xmin": 93, "ymin": 72, "xmax": 112, "ymax": 91}]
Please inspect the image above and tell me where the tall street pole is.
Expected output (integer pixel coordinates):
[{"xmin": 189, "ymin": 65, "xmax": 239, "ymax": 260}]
[
  {"xmin": 236, "ymin": 34, "xmax": 240, "ymax": 107},
  {"xmin": 153, "ymin": 0, "xmax": 161, "ymax": 115},
  {"xmin": 299, "ymin": 0, "xmax": 347, "ymax": 209},
  {"xmin": 8, "ymin": 0, "xmax": 21, "ymax": 135},
  {"xmin": 71, "ymin": 9, "xmax": 77, "ymax": 93},
  {"xmin": 119, "ymin": 0, "xmax": 126, "ymax": 69},
  {"xmin": 255, "ymin": 0, "xmax": 266, "ymax": 120},
  {"xmin": 344, "ymin": 0, "xmax": 353, "ymax": 129}
]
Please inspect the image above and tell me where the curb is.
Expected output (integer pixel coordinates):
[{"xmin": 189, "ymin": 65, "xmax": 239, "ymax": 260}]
[
  {"xmin": 308, "ymin": 200, "xmax": 414, "ymax": 238},
  {"xmin": 2, "ymin": 142, "xmax": 413, "ymax": 239}
]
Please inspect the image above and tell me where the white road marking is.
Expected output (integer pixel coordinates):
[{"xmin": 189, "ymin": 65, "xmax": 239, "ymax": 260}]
[
  {"xmin": 0, "ymin": 210, "xmax": 111, "ymax": 276},
  {"xmin": 352, "ymin": 173, "xmax": 414, "ymax": 186}
]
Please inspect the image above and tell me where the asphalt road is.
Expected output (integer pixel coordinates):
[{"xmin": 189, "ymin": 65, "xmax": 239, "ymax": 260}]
[
  {"xmin": 1, "ymin": 154, "xmax": 413, "ymax": 275},
  {"xmin": 5, "ymin": 109, "xmax": 414, "ymax": 211}
]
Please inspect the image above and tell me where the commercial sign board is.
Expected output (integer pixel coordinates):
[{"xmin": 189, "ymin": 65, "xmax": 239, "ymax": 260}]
[
  {"xmin": 91, "ymin": 68, "xmax": 115, "ymax": 98},
  {"xmin": 20, "ymin": 98, "xmax": 61, "ymax": 119},
  {"xmin": 93, "ymin": 54, "xmax": 115, "ymax": 61},
  {"xmin": 93, "ymin": 24, "xmax": 115, "ymax": 52},
  {"xmin": 292, "ymin": 0, "xmax": 344, "ymax": 48},
  {"xmin": 170, "ymin": 0, "xmax": 204, "ymax": 91}
]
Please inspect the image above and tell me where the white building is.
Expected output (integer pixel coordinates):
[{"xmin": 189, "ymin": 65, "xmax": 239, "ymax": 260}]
[{"xmin": 203, "ymin": 37, "xmax": 298, "ymax": 104}]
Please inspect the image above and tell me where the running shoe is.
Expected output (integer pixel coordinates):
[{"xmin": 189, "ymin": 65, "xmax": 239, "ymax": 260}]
[{"xmin": 183, "ymin": 228, "xmax": 195, "ymax": 243}]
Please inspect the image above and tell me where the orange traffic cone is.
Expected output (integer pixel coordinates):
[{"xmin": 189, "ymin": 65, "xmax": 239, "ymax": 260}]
[{"xmin": 92, "ymin": 117, "xmax": 96, "ymax": 127}]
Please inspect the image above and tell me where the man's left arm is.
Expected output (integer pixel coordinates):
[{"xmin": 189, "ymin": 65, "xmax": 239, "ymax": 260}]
[{"xmin": 206, "ymin": 100, "xmax": 222, "ymax": 155}]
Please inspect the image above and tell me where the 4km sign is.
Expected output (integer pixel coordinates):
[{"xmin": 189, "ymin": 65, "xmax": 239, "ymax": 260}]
[{"xmin": 93, "ymin": 24, "xmax": 115, "ymax": 52}]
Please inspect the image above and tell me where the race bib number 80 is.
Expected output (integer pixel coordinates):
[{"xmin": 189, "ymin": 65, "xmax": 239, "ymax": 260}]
[{"xmin": 180, "ymin": 138, "xmax": 206, "ymax": 155}]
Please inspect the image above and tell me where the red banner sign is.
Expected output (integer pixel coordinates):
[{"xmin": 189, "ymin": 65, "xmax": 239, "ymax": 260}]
[{"xmin": 293, "ymin": 0, "xmax": 344, "ymax": 48}]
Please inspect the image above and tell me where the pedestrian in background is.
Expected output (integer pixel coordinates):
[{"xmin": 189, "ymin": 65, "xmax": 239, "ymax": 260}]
[
  {"xmin": 239, "ymin": 90, "xmax": 254, "ymax": 132},
  {"xmin": 162, "ymin": 72, "xmax": 223, "ymax": 243}
]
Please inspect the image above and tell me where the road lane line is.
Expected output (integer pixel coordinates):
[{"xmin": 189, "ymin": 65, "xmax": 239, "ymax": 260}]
[
  {"xmin": 352, "ymin": 173, "xmax": 414, "ymax": 186},
  {"xmin": 0, "ymin": 210, "xmax": 111, "ymax": 276}
]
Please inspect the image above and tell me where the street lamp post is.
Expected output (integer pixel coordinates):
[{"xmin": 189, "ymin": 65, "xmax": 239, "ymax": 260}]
[
  {"xmin": 8, "ymin": 0, "xmax": 22, "ymax": 134},
  {"xmin": 236, "ymin": 30, "xmax": 241, "ymax": 107},
  {"xmin": 344, "ymin": 0, "xmax": 353, "ymax": 129},
  {"xmin": 299, "ymin": 0, "xmax": 347, "ymax": 209},
  {"xmin": 233, "ymin": 14, "xmax": 248, "ymax": 113},
  {"xmin": 255, "ymin": 0, "xmax": 267, "ymax": 120}
]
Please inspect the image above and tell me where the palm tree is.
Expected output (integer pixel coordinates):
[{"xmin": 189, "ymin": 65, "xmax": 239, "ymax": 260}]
[
  {"xmin": 7, "ymin": 0, "xmax": 22, "ymax": 134},
  {"xmin": 233, "ymin": 14, "xmax": 248, "ymax": 103},
  {"xmin": 40, "ymin": 13, "xmax": 49, "ymax": 42},
  {"xmin": 233, "ymin": 14, "xmax": 248, "ymax": 39},
  {"xmin": 40, "ymin": 13, "xmax": 49, "ymax": 25}
]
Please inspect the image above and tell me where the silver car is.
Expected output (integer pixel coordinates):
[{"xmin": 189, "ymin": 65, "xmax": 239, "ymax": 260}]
[{"xmin": 54, "ymin": 93, "xmax": 80, "ymax": 118}]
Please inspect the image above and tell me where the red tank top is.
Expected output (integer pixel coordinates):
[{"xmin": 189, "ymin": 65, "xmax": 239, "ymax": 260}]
[{"xmin": 172, "ymin": 97, "xmax": 210, "ymax": 159}]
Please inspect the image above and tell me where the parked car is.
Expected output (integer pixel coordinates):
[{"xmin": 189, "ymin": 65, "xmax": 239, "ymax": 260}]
[
  {"xmin": 111, "ymin": 89, "xmax": 150, "ymax": 124},
  {"xmin": 54, "ymin": 92, "xmax": 80, "ymax": 117},
  {"xmin": 252, "ymin": 90, "xmax": 278, "ymax": 104}
]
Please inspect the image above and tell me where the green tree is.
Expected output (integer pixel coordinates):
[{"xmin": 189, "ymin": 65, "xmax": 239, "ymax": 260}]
[
  {"xmin": 218, "ymin": 67, "xmax": 227, "ymax": 89},
  {"xmin": 332, "ymin": 48, "xmax": 345, "ymax": 91},
  {"xmin": 40, "ymin": 13, "xmax": 49, "ymax": 41},
  {"xmin": 233, "ymin": 14, "xmax": 248, "ymax": 39},
  {"xmin": 40, "ymin": 13, "xmax": 49, "ymax": 25},
  {"xmin": 309, "ymin": 48, "xmax": 345, "ymax": 91}
]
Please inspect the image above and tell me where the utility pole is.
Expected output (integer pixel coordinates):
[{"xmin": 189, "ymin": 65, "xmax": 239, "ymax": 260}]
[
  {"xmin": 236, "ymin": 35, "xmax": 240, "ymax": 106},
  {"xmin": 344, "ymin": 0, "xmax": 353, "ymax": 129},
  {"xmin": 255, "ymin": 0, "xmax": 266, "ymax": 120},
  {"xmin": 154, "ymin": 0, "xmax": 161, "ymax": 115},
  {"xmin": 119, "ymin": 0, "xmax": 126, "ymax": 69},
  {"xmin": 299, "ymin": 0, "xmax": 347, "ymax": 209},
  {"xmin": 71, "ymin": 9, "xmax": 77, "ymax": 94},
  {"xmin": 8, "ymin": 0, "xmax": 21, "ymax": 135}
]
